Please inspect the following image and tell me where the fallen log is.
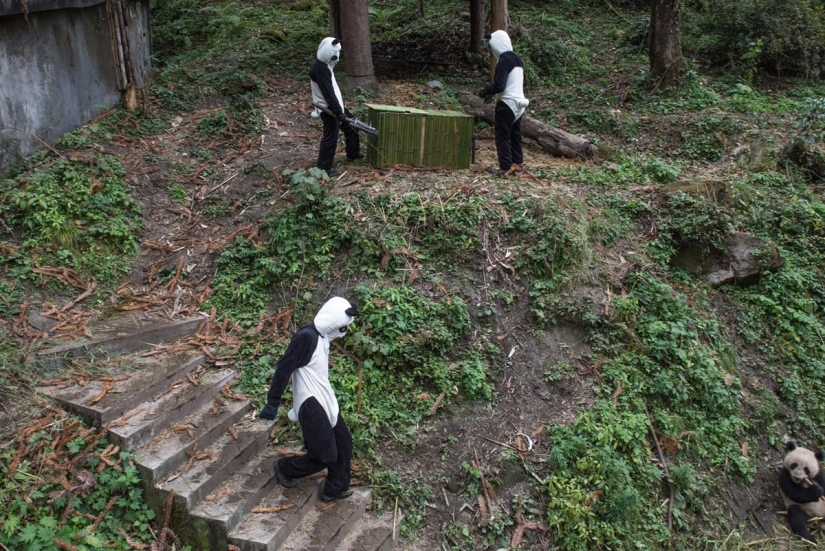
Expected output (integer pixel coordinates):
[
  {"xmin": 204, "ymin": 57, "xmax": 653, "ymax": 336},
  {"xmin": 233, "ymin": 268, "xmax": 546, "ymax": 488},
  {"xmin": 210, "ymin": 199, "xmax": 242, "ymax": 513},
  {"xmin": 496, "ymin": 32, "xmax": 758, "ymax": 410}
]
[{"xmin": 459, "ymin": 94, "xmax": 596, "ymax": 159}]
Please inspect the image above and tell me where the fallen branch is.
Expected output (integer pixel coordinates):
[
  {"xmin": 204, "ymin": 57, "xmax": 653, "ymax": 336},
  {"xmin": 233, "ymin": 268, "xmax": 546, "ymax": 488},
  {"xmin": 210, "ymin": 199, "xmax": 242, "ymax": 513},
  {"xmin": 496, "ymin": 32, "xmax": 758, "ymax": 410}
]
[
  {"xmin": 252, "ymin": 503, "xmax": 295, "ymax": 513},
  {"xmin": 458, "ymin": 94, "xmax": 596, "ymax": 159}
]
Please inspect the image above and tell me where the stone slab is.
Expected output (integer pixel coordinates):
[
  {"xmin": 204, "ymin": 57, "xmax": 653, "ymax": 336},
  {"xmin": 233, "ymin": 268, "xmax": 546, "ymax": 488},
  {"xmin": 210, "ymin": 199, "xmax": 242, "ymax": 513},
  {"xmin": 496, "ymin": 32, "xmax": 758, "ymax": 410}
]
[
  {"xmin": 155, "ymin": 416, "xmax": 277, "ymax": 509},
  {"xmin": 189, "ymin": 447, "xmax": 310, "ymax": 536},
  {"xmin": 227, "ymin": 477, "xmax": 325, "ymax": 551},
  {"xmin": 337, "ymin": 513, "xmax": 399, "ymax": 551},
  {"xmin": 37, "ymin": 351, "xmax": 205, "ymax": 425},
  {"xmin": 107, "ymin": 368, "xmax": 237, "ymax": 449},
  {"xmin": 134, "ymin": 396, "xmax": 251, "ymax": 484},
  {"xmin": 277, "ymin": 488, "xmax": 371, "ymax": 551},
  {"xmin": 36, "ymin": 316, "xmax": 206, "ymax": 366}
]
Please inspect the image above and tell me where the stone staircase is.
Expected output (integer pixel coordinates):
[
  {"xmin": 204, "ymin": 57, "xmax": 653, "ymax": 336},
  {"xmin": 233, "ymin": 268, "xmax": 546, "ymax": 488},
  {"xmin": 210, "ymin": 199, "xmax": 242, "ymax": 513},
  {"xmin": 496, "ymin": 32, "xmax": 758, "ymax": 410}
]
[{"xmin": 35, "ymin": 314, "xmax": 398, "ymax": 551}]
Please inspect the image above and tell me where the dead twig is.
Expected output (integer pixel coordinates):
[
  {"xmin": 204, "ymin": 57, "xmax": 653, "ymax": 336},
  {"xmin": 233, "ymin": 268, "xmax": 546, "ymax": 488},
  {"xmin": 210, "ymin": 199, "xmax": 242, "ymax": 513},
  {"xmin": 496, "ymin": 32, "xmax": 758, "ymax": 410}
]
[{"xmin": 644, "ymin": 404, "xmax": 674, "ymax": 532}]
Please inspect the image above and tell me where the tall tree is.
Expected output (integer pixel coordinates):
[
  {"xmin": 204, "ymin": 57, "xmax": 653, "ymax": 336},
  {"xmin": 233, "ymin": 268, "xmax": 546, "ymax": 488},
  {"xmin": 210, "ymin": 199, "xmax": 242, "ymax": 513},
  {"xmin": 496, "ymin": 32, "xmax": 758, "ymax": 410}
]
[
  {"xmin": 649, "ymin": 0, "xmax": 683, "ymax": 88},
  {"xmin": 338, "ymin": 0, "xmax": 375, "ymax": 89},
  {"xmin": 329, "ymin": 0, "xmax": 342, "ymax": 40},
  {"xmin": 469, "ymin": 0, "xmax": 484, "ymax": 53},
  {"xmin": 489, "ymin": 0, "xmax": 508, "ymax": 76}
]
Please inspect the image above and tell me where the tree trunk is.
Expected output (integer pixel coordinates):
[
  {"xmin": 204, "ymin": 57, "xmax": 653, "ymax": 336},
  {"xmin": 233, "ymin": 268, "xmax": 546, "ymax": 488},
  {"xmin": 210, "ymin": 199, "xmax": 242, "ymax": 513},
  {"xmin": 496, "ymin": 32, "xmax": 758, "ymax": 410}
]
[
  {"xmin": 469, "ymin": 0, "xmax": 484, "ymax": 53},
  {"xmin": 649, "ymin": 0, "xmax": 683, "ymax": 88},
  {"xmin": 459, "ymin": 94, "xmax": 596, "ymax": 159},
  {"xmin": 489, "ymin": 0, "xmax": 508, "ymax": 77},
  {"xmin": 329, "ymin": 0, "xmax": 342, "ymax": 40},
  {"xmin": 339, "ymin": 0, "xmax": 376, "ymax": 90}
]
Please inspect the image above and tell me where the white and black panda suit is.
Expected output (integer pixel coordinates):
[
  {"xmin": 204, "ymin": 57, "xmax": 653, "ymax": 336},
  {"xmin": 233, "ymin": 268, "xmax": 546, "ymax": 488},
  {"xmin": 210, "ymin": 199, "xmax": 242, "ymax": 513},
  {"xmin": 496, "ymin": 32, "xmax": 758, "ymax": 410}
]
[
  {"xmin": 478, "ymin": 30, "xmax": 529, "ymax": 173},
  {"xmin": 310, "ymin": 37, "xmax": 361, "ymax": 176},
  {"xmin": 780, "ymin": 441, "xmax": 825, "ymax": 541},
  {"xmin": 259, "ymin": 297, "xmax": 358, "ymax": 501}
]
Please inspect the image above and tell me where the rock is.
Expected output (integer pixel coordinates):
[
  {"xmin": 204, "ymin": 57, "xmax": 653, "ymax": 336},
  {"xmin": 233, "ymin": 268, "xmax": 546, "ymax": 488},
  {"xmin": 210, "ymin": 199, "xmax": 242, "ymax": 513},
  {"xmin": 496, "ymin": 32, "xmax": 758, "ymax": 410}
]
[
  {"xmin": 707, "ymin": 232, "xmax": 784, "ymax": 287},
  {"xmin": 28, "ymin": 311, "xmax": 59, "ymax": 332},
  {"xmin": 425, "ymin": 80, "xmax": 444, "ymax": 91}
]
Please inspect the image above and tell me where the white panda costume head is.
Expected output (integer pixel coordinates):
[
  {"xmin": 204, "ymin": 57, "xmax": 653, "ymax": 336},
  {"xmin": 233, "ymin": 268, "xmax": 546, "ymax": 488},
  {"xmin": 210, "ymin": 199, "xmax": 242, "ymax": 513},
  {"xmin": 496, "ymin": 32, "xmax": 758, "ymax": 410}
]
[
  {"xmin": 487, "ymin": 30, "xmax": 513, "ymax": 60},
  {"xmin": 317, "ymin": 37, "xmax": 342, "ymax": 67},
  {"xmin": 314, "ymin": 296, "xmax": 358, "ymax": 340}
]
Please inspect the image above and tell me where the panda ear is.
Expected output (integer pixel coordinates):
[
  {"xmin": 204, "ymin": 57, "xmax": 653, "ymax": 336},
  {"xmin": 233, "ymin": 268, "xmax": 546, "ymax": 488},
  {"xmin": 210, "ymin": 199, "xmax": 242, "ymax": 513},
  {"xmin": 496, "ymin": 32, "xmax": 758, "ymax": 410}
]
[
  {"xmin": 786, "ymin": 441, "xmax": 797, "ymax": 452},
  {"xmin": 484, "ymin": 33, "xmax": 492, "ymax": 40},
  {"xmin": 817, "ymin": 451, "xmax": 824, "ymax": 462},
  {"xmin": 332, "ymin": 39, "xmax": 340, "ymax": 46}
]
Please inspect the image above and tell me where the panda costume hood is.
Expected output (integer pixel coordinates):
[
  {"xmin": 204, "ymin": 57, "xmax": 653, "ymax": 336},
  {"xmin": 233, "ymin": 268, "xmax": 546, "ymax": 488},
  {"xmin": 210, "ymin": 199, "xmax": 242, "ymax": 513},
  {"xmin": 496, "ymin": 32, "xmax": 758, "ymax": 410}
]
[
  {"xmin": 481, "ymin": 30, "xmax": 529, "ymax": 120},
  {"xmin": 265, "ymin": 297, "xmax": 358, "ymax": 426},
  {"xmin": 310, "ymin": 37, "xmax": 345, "ymax": 120},
  {"xmin": 779, "ymin": 441, "xmax": 825, "ymax": 541}
]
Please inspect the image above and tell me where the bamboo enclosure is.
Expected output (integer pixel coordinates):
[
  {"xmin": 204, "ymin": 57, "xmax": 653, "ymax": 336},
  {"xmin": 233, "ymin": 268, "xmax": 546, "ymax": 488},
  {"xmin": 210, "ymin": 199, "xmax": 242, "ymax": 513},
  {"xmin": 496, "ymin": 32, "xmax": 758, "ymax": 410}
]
[{"xmin": 365, "ymin": 104, "xmax": 474, "ymax": 169}]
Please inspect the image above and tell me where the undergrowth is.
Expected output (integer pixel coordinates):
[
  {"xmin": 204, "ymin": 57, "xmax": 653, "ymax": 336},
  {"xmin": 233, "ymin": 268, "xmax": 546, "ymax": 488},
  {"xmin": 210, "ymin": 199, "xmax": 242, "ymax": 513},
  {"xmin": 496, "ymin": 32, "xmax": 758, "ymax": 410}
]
[
  {"xmin": 0, "ymin": 412, "xmax": 163, "ymax": 551},
  {"xmin": 0, "ymin": 155, "xmax": 144, "ymax": 286}
]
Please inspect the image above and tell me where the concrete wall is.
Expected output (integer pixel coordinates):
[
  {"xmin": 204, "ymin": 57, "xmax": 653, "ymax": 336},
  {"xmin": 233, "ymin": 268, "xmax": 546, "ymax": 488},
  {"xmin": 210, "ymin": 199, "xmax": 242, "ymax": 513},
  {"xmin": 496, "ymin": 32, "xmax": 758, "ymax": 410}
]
[{"xmin": 0, "ymin": 1, "xmax": 150, "ymax": 171}]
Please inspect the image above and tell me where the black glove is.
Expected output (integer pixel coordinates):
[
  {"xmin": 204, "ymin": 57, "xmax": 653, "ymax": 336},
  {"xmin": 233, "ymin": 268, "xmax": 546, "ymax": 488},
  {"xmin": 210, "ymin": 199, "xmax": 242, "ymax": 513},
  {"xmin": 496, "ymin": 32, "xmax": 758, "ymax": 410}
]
[
  {"xmin": 478, "ymin": 88, "xmax": 488, "ymax": 99},
  {"xmin": 337, "ymin": 110, "xmax": 347, "ymax": 122},
  {"xmin": 259, "ymin": 401, "xmax": 279, "ymax": 420},
  {"xmin": 344, "ymin": 108, "xmax": 354, "ymax": 119}
]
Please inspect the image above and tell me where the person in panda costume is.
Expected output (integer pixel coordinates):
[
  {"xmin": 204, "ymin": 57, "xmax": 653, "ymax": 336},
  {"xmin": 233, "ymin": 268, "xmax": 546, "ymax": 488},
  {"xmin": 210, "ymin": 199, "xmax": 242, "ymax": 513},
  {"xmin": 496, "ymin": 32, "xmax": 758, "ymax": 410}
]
[
  {"xmin": 478, "ymin": 30, "xmax": 529, "ymax": 176},
  {"xmin": 779, "ymin": 441, "xmax": 825, "ymax": 542},
  {"xmin": 311, "ymin": 37, "xmax": 362, "ymax": 178},
  {"xmin": 258, "ymin": 296, "xmax": 358, "ymax": 501}
]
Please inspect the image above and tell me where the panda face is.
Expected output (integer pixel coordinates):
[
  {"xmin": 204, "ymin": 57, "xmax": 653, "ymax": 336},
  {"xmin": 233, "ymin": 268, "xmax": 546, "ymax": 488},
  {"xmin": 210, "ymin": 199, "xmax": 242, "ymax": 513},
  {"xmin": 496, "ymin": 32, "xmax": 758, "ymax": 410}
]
[{"xmin": 784, "ymin": 441, "xmax": 823, "ymax": 484}]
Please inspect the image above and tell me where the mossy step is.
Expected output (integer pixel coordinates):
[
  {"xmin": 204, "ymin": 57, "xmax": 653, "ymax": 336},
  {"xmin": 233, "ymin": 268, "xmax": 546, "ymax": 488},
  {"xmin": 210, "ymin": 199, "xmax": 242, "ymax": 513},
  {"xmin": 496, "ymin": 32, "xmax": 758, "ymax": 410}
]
[
  {"xmin": 337, "ymin": 513, "xmax": 400, "ymax": 551},
  {"xmin": 133, "ymin": 396, "xmax": 251, "ymax": 484},
  {"xmin": 35, "ymin": 316, "xmax": 206, "ymax": 369},
  {"xmin": 107, "ymin": 368, "xmax": 238, "ymax": 449},
  {"xmin": 155, "ymin": 416, "xmax": 277, "ymax": 509},
  {"xmin": 277, "ymin": 487, "xmax": 371, "ymax": 551},
  {"xmin": 189, "ymin": 448, "xmax": 299, "ymax": 535},
  {"xmin": 227, "ymin": 476, "xmax": 326, "ymax": 551},
  {"xmin": 37, "ymin": 350, "xmax": 205, "ymax": 425}
]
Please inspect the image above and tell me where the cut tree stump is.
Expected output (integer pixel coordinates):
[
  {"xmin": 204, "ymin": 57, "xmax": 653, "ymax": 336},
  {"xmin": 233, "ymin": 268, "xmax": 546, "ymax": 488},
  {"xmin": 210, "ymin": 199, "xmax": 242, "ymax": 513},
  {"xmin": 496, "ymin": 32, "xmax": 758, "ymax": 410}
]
[{"xmin": 459, "ymin": 94, "xmax": 596, "ymax": 159}]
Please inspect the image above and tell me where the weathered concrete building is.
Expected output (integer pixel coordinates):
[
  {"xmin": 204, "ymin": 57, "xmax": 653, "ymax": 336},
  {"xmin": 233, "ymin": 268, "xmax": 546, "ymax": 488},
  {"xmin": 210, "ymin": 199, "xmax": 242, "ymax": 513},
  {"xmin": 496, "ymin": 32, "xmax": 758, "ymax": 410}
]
[{"xmin": 0, "ymin": 0, "xmax": 151, "ymax": 171}]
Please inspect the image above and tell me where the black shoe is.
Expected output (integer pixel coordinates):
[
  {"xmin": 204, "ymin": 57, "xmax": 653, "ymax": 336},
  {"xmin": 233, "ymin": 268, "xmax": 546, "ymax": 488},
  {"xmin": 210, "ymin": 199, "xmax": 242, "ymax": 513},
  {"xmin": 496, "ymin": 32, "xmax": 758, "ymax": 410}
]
[
  {"xmin": 325, "ymin": 169, "xmax": 340, "ymax": 178},
  {"xmin": 487, "ymin": 167, "xmax": 509, "ymax": 176},
  {"xmin": 274, "ymin": 461, "xmax": 297, "ymax": 488},
  {"xmin": 346, "ymin": 154, "xmax": 364, "ymax": 162},
  {"xmin": 320, "ymin": 488, "xmax": 354, "ymax": 502}
]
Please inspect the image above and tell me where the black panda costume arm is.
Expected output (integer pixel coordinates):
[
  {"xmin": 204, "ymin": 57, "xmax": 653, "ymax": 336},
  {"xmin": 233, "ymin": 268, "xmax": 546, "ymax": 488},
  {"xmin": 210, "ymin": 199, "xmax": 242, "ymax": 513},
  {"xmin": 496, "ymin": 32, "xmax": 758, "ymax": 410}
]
[
  {"xmin": 265, "ymin": 324, "xmax": 320, "ymax": 408},
  {"xmin": 310, "ymin": 60, "xmax": 345, "ymax": 119},
  {"xmin": 779, "ymin": 468, "xmax": 825, "ymax": 503},
  {"xmin": 479, "ymin": 52, "xmax": 523, "ymax": 98}
]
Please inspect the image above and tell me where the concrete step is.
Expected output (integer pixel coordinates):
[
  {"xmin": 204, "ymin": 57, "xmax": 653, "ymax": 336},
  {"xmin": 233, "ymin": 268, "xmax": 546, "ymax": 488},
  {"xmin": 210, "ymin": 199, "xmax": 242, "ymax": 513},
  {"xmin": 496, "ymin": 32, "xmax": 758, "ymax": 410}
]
[
  {"xmin": 133, "ymin": 396, "xmax": 252, "ymax": 484},
  {"xmin": 35, "ymin": 316, "xmax": 206, "ymax": 370},
  {"xmin": 337, "ymin": 513, "xmax": 400, "ymax": 551},
  {"xmin": 37, "ymin": 351, "xmax": 205, "ymax": 426},
  {"xmin": 276, "ymin": 487, "xmax": 372, "ymax": 551},
  {"xmin": 108, "ymin": 368, "xmax": 238, "ymax": 449},
  {"xmin": 155, "ymin": 416, "xmax": 277, "ymax": 510},
  {"xmin": 227, "ymin": 476, "xmax": 328, "ymax": 551},
  {"xmin": 188, "ymin": 448, "xmax": 282, "ymax": 536}
]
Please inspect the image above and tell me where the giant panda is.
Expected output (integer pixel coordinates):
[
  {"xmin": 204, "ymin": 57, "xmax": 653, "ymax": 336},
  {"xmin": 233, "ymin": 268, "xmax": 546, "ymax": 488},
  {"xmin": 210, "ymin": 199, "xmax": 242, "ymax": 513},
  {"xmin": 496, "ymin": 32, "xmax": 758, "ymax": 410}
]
[{"xmin": 780, "ymin": 441, "xmax": 825, "ymax": 541}]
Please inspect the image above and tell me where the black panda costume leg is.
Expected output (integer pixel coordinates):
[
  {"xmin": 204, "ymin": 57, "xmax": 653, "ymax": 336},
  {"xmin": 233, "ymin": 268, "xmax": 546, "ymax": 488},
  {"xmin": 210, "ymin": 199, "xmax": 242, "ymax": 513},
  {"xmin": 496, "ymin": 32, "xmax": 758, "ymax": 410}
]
[
  {"xmin": 494, "ymin": 101, "xmax": 516, "ymax": 171},
  {"xmin": 318, "ymin": 112, "xmax": 340, "ymax": 172},
  {"xmin": 276, "ymin": 397, "xmax": 352, "ymax": 497}
]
